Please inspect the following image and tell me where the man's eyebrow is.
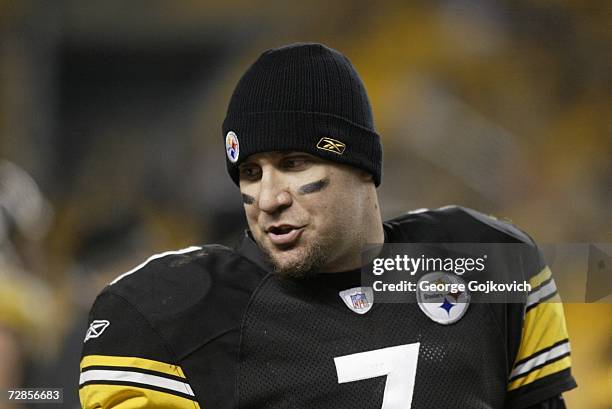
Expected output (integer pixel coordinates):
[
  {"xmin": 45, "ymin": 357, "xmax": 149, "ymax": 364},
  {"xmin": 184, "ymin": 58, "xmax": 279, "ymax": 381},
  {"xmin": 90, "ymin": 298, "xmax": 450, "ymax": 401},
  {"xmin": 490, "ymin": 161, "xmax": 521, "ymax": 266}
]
[
  {"xmin": 241, "ymin": 193, "xmax": 255, "ymax": 205},
  {"xmin": 298, "ymin": 177, "xmax": 329, "ymax": 195}
]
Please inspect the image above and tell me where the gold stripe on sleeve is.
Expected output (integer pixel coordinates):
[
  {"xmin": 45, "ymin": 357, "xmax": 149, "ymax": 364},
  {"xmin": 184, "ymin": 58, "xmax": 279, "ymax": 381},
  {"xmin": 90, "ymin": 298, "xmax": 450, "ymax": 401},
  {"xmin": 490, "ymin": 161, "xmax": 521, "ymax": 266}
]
[
  {"xmin": 79, "ymin": 383, "xmax": 201, "ymax": 409},
  {"xmin": 528, "ymin": 266, "xmax": 552, "ymax": 289},
  {"xmin": 516, "ymin": 299, "xmax": 568, "ymax": 363},
  {"xmin": 507, "ymin": 356, "xmax": 571, "ymax": 391},
  {"xmin": 507, "ymin": 296, "xmax": 572, "ymax": 391},
  {"xmin": 80, "ymin": 355, "xmax": 186, "ymax": 378}
]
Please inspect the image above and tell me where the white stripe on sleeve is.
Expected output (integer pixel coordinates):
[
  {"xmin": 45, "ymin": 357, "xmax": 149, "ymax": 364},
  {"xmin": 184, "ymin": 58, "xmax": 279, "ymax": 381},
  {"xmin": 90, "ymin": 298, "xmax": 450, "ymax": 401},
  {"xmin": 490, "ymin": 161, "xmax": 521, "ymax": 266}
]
[
  {"xmin": 510, "ymin": 341, "xmax": 571, "ymax": 379},
  {"xmin": 79, "ymin": 369, "xmax": 195, "ymax": 396},
  {"xmin": 526, "ymin": 278, "xmax": 557, "ymax": 309}
]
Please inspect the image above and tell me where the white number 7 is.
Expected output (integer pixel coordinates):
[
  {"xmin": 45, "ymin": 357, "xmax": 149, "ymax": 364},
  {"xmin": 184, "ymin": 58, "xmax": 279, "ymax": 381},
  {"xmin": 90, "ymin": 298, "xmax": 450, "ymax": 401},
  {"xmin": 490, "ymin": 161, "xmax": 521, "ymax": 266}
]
[{"xmin": 334, "ymin": 343, "xmax": 420, "ymax": 409}]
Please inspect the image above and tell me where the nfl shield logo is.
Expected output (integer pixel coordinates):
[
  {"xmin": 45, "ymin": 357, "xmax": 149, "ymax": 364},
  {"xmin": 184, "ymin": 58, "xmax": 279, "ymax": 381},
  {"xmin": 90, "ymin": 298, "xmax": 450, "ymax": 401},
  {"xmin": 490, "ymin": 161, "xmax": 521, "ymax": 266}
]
[
  {"xmin": 350, "ymin": 293, "xmax": 369, "ymax": 310},
  {"xmin": 339, "ymin": 287, "xmax": 374, "ymax": 315}
]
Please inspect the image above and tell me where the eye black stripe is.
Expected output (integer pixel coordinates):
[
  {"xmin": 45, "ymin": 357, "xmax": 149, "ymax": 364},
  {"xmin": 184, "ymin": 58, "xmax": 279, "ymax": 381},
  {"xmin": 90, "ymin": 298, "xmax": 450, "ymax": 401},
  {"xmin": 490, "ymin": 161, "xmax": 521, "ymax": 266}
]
[
  {"xmin": 241, "ymin": 193, "xmax": 255, "ymax": 205},
  {"xmin": 298, "ymin": 178, "xmax": 329, "ymax": 195}
]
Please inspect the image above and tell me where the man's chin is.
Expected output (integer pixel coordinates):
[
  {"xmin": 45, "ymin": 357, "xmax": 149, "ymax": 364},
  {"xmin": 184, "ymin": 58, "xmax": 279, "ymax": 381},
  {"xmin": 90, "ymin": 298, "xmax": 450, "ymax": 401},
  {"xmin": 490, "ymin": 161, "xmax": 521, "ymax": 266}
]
[{"xmin": 263, "ymin": 242, "xmax": 325, "ymax": 278}]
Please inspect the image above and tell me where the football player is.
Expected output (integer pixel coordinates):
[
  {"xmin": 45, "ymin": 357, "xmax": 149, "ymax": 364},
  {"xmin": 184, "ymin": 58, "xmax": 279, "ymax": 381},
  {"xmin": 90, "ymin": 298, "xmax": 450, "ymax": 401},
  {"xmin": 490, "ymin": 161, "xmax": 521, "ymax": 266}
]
[{"xmin": 79, "ymin": 43, "xmax": 576, "ymax": 408}]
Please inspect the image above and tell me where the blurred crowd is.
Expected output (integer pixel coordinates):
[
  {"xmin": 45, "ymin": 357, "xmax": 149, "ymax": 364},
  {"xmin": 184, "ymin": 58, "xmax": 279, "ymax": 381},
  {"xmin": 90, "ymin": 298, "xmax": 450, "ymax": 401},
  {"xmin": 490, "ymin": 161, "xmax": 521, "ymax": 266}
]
[{"xmin": 0, "ymin": 1, "xmax": 610, "ymax": 408}]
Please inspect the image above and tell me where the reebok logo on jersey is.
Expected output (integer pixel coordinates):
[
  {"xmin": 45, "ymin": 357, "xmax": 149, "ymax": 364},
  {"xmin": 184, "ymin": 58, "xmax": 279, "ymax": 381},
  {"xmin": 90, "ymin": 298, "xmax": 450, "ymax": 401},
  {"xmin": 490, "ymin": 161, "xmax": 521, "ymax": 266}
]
[
  {"xmin": 317, "ymin": 137, "xmax": 346, "ymax": 155},
  {"xmin": 84, "ymin": 320, "xmax": 110, "ymax": 342}
]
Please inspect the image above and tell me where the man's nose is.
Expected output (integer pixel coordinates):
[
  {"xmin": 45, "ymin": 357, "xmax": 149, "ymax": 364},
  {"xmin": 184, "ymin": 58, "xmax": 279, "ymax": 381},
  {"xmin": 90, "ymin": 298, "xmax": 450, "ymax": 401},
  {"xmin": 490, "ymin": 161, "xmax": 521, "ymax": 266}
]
[{"xmin": 257, "ymin": 170, "xmax": 292, "ymax": 214}]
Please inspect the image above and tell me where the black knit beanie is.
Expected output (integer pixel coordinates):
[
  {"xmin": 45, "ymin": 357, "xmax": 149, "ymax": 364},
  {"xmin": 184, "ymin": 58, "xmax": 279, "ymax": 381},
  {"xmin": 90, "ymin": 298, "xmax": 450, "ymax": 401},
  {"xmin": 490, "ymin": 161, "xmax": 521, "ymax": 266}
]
[{"xmin": 222, "ymin": 42, "xmax": 382, "ymax": 186}]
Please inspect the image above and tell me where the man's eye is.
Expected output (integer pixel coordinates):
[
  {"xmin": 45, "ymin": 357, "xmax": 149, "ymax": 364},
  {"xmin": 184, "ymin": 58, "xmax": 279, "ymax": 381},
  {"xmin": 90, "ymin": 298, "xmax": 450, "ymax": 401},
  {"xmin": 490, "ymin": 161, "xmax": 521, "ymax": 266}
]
[
  {"xmin": 240, "ymin": 166, "xmax": 261, "ymax": 179},
  {"xmin": 283, "ymin": 158, "xmax": 310, "ymax": 169}
]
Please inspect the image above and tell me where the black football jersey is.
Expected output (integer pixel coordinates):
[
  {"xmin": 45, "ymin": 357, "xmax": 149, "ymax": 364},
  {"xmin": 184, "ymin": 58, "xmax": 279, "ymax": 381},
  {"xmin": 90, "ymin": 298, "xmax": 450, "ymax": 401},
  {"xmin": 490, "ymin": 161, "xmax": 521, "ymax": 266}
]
[{"xmin": 79, "ymin": 206, "xmax": 576, "ymax": 408}]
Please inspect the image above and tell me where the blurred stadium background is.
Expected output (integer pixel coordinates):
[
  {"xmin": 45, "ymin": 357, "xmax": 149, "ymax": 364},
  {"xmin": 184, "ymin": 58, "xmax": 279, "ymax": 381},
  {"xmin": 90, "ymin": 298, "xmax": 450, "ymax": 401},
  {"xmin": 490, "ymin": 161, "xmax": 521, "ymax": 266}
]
[{"xmin": 0, "ymin": 1, "xmax": 610, "ymax": 408}]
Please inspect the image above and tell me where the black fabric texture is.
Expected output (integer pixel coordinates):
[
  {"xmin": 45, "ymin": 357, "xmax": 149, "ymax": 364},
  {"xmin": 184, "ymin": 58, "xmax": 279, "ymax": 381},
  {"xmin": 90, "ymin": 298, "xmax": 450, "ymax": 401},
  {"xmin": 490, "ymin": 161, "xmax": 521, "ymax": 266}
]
[
  {"xmin": 81, "ymin": 291, "xmax": 174, "ymax": 361},
  {"xmin": 383, "ymin": 206, "xmax": 541, "ymax": 376},
  {"xmin": 222, "ymin": 42, "xmax": 383, "ymax": 186},
  {"xmin": 238, "ymin": 275, "xmax": 508, "ymax": 409},
  {"xmin": 80, "ymin": 205, "xmax": 577, "ymax": 408},
  {"xmin": 504, "ymin": 370, "xmax": 576, "ymax": 409},
  {"xmin": 234, "ymin": 206, "xmax": 541, "ymax": 409},
  {"xmin": 83, "ymin": 245, "xmax": 269, "ymax": 408},
  {"xmin": 522, "ymin": 394, "xmax": 567, "ymax": 409}
]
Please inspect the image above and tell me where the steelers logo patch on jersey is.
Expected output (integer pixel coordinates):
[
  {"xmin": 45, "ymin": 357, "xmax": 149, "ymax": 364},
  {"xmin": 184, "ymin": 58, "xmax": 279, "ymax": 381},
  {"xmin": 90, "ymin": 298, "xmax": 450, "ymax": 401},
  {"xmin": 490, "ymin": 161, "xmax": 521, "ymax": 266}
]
[
  {"xmin": 339, "ymin": 287, "xmax": 374, "ymax": 314},
  {"xmin": 226, "ymin": 131, "xmax": 240, "ymax": 163},
  {"xmin": 416, "ymin": 272, "xmax": 470, "ymax": 325}
]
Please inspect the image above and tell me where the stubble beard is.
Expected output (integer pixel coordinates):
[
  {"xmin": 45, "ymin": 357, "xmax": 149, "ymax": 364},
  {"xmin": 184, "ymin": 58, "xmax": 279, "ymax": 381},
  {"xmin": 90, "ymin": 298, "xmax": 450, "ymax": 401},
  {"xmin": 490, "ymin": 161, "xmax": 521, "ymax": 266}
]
[{"xmin": 262, "ymin": 235, "xmax": 331, "ymax": 279}]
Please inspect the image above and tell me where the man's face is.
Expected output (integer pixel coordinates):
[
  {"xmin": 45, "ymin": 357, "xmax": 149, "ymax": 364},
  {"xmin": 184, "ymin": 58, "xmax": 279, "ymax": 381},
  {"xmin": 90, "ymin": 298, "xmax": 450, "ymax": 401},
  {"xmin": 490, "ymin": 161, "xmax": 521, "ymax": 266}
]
[{"xmin": 239, "ymin": 151, "xmax": 370, "ymax": 277}]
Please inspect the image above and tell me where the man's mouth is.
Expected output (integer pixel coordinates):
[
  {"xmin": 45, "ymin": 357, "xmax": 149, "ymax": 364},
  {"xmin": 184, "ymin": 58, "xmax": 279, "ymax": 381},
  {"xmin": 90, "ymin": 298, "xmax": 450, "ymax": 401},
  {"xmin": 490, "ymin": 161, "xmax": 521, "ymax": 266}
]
[{"xmin": 266, "ymin": 225, "xmax": 305, "ymax": 246}]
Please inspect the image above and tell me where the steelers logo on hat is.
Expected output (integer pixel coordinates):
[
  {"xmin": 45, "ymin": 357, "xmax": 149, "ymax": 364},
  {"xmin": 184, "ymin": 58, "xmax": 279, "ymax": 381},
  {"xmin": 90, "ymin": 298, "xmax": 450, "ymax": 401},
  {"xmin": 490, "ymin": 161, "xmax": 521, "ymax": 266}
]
[{"xmin": 226, "ymin": 131, "xmax": 240, "ymax": 163}]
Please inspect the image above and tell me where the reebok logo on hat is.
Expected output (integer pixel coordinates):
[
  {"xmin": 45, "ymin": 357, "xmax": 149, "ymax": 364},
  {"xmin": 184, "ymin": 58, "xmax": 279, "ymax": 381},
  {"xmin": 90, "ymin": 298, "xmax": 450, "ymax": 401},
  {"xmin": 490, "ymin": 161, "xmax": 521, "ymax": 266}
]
[{"xmin": 317, "ymin": 137, "xmax": 346, "ymax": 155}]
